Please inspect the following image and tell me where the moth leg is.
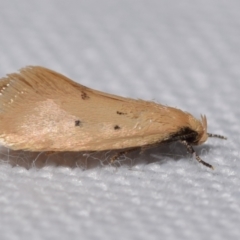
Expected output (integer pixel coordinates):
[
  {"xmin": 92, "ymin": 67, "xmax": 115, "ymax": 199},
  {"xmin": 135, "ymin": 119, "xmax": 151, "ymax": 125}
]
[
  {"xmin": 110, "ymin": 151, "xmax": 128, "ymax": 163},
  {"xmin": 110, "ymin": 149, "xmax": 136, "ymax": 163},
  {"xmin": 179, "ymin": 140, "xmax": 214, "ymax": 170}
]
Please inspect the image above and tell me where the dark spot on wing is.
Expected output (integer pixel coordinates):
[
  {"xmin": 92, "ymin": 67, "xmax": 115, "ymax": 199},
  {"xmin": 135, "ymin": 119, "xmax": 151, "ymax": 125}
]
[
  {"xmin": 116, "ymin": 111, "xmax": 127, "ymax": 115},
  {"xmin": 114, "ymin": 125, "xmax": 121, "ymax": 130},
  {"xmin": 81, "ymin": 91, "xmax": 90, "ymax": 100},
  {"xmin": 75, "ymin": 120, "xmax": 81, "ymax": 126}
]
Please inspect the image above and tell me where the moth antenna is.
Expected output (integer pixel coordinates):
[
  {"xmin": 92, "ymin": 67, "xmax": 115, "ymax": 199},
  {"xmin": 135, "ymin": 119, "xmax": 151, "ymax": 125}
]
[
  {"xmin": 179, "ymin": 140, "xmax": 214, "ymax": 170},
  {"xmin": 207, "ymin": 133, "xmax": 227, "ymax": 140}
]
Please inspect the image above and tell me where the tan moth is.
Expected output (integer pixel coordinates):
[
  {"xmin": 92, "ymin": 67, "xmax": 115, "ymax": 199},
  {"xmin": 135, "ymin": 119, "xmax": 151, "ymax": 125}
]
[{"xmin": 0, "ymin": 66, "xmax": 226, "ymax": 169}]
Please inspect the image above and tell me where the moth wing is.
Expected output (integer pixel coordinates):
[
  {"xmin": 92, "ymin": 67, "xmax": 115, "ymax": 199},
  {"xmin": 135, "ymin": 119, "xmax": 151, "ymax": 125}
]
[{"xmin": 0, "ymin": 66, "xmax": 181, "ymax": 151}]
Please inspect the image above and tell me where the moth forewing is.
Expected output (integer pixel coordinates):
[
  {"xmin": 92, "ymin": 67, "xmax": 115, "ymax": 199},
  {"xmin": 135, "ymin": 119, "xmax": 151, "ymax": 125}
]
[{"xmin": 0, "ymin": 66, "xmax": 226, "ymax": 169}]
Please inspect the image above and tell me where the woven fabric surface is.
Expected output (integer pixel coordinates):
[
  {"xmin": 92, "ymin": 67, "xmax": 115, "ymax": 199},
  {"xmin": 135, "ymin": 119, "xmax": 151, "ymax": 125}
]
[{"xmin": 0, "ymin": 1, "xmax": 239, "ymax": 240}]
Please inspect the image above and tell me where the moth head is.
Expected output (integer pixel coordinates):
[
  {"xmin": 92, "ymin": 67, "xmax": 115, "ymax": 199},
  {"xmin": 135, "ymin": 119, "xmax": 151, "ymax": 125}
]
[{"xmin": 186, "ymin": 114, "xmax": 207, "ymax": 145}]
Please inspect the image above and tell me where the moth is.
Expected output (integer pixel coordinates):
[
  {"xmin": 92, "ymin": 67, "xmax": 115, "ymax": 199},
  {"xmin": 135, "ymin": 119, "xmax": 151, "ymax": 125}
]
[{"xmin": 0, "ymin": 66, "xmax": 226, "ymax": 169}]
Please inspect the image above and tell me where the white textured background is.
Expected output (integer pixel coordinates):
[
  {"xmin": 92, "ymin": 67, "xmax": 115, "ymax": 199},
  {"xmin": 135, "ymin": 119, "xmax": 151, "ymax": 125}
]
[{"xmin": 0, "ymin": 1, "xmax": 240, "ymax": 240}]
